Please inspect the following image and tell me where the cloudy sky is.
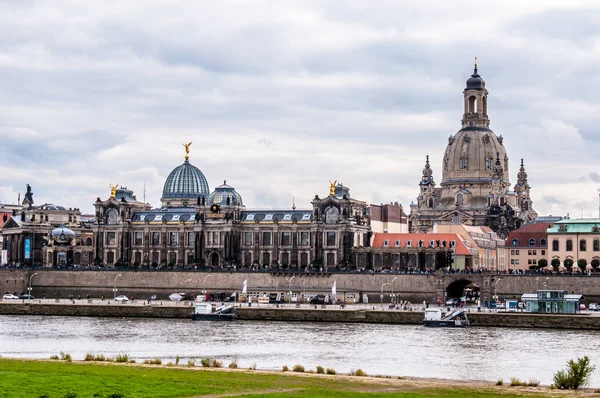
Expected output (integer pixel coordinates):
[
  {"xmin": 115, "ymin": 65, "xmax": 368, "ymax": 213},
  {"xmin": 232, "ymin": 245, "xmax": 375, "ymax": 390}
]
[{"xmin": 1, "ymin": 1, "xmax": 599, "ymax": 217}]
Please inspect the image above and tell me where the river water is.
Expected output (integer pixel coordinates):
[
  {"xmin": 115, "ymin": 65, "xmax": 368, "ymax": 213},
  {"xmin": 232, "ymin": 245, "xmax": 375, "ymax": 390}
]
[{"xmin": 1, "ymin": 315, "xmax": 599, "ymax": 387}]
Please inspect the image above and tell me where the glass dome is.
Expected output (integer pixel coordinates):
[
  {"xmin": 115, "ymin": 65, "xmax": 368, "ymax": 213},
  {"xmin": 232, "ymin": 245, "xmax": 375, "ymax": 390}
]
[
  {"xmin": 208, "ymin": 181, "xmax": 243, "ymax": 206},
  {"xmin": 162, "ymin": 159, "xmax": 210, "ymax": 199}
]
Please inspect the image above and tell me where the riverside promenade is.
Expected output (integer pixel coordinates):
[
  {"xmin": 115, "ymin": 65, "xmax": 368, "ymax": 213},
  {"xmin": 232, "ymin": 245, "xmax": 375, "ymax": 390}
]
[{"xmin": 2, "ymin": 300, "xmax": 600, "ymax": 330}]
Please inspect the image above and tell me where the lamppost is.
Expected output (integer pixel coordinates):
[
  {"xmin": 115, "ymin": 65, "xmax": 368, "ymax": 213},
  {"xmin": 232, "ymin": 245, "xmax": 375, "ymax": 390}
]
[
  {"xmin": 113, "ymin": 273, "xmax": 122, "ymax": 299},
  {"xmin": 380, "ymin": 282, "xmax": 390, "ymax": 309},
  {"xmin": 203, "ymin": 274, "xmax": 213, "ymax": 299},
  {"xmin": 390, "ymin": 277, "xmax": 398, "ymax": 306},
  {"xmin": 493, "ymin": 278, "xmax": 502, "ymax": 302},
  {"xmin": 302, "ymin": 280, "xmax": 306, "ymax": 304},
  {"xmin": 288, "ymin": 276, "xmax": 295, "ymax": 305},
  {"xmin": 28, "ymin": 272, "xmax": 38, "ymax": 300}
]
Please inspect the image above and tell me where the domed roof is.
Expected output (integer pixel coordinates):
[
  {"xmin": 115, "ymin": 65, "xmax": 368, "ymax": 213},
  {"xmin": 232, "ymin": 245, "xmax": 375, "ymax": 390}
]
[
  {"xmin": 162, "ymin": 159, "xmax": 210, "ymax": 199},
  {"xmin": 466, "ymin": 66, "xmax": 485, "ymax": 90},
  {"xmin": 51, "ymin": 225, "xmax": 75, "ymax": 239},
  {"xmin": 208, "ymin": 180, "xmax": 243, "ymax": 206}
]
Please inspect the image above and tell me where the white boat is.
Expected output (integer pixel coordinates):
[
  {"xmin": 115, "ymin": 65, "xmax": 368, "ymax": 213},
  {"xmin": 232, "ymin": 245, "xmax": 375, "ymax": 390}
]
[
  {"xmin": 424, "ymin": 308, "xmax": 469, "ymax": 327},
  {"xmin": 169, "ymin": 292, "xmax": 186, "ymax": 301},
  {"xmin": 190, "ymin": 303, "xmax": 236, "ymax": 321}
]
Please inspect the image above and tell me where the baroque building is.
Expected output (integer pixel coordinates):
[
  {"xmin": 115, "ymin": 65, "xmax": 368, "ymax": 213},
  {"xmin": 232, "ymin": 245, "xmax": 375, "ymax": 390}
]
[
  {"xmin": 92, "ymin": 147, "xmax": 371, "ymax": 269},
  {"xmin": 409, "ymin": 61, "xmax": 537, "ymax": 238}
]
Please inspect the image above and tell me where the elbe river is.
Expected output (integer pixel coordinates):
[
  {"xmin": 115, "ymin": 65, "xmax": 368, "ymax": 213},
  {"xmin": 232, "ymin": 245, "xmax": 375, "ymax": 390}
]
[{"xmin": 1, "ymin": 315, "xmax": 599, "ymax": 387}]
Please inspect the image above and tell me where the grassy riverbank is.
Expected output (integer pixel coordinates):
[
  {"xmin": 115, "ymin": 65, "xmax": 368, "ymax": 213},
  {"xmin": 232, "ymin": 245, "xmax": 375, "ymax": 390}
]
[{"xmin": 0, "ymin": 358, "xmax": 596, "ymax": 398}]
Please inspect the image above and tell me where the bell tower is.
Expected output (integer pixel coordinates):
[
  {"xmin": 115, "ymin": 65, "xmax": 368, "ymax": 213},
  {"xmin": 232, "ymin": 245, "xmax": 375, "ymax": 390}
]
[{"xmin": 461, "ymin": 58, "xmax": 489, "ymax": 129}]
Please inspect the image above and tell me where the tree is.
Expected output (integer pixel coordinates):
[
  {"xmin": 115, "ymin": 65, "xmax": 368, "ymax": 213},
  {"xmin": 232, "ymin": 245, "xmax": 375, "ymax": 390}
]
[
  {"xmin": 564, "ymin": 258, "xmax": 574, "ymax": 270},
  {"xmin": 591, "ymin": 259, "xmax": 600, "ymax": 272},
  {"xmin": 577, "ymin": 259, "xmax": 587, "ymax": 273},
  {"xmin": 553, "ymin": 356, "xmax": 596, "ymax": 390},
  {"xmin": 537, "ymin": 259, "xmax": 548, "ymax": 269},
  {"xmin": 551, "ymin": 258, "xmax": 560, "ymax": 272}
]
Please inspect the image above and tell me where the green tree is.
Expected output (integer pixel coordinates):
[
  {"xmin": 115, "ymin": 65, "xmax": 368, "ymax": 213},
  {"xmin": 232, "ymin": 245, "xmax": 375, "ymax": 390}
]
[
  {"xmin": 551, "ymin": 258, "xmax": 560, "ymax": 272},
  {"xmin": 553, "ymin": 356, "xmax": 596, "ymax": 390},
  {"xmin": 577, "ymin": 259, "xmax": 587, "ymax": 273},
  {"xmin": 591, "ymin": 259, "xmax": 600, "ymax": 272},
  {"xmin": 537, "ymin": 259, "xmax": 548, "ymax": 269},
  {"xmin": 564, "ymin": 258, "xmax": 574, "ymax": 270}
]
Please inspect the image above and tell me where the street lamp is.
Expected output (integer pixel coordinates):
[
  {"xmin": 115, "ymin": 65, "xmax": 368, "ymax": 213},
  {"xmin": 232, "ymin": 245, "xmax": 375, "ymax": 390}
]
[
  {"xmin": 390, "ymin": 277, "xmax": 398, "ymax": 306},
  {"xmin": 380, "ymin": 282, "xmax": 390, "ymax": 310},
  {"xmin": 203, "ymin": 274, "xmax": 213, "ymax": 298},
  {"xmin": 28, "ymin": 272, "xmax": 38, "ymax": 300},
  {"xmin": 288, "ymin": 276, "xmax": 295, "ymax": 305},
  {"xmin": 113, "ymin": 273, "xmax": 122, "ymax": 299}
]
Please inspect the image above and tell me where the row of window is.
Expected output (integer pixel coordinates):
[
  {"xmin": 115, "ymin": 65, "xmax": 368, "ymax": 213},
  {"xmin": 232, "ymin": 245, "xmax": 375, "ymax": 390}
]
[
  {"xmin": 511, "ymin": 238, "xmax": 548, "ymax": 247},
  {"xmin": 552, "ymin": 239, "xmax": 600, "ymax": 252},
  {"xmin": 242, "ymin": 251, "xmax": 337, "ymax": 266},
  {"xmin": 509, "ymin": 249, "xmax": 546, "ymax": 256},
  {"xmin": 382, "ymin": 240, "xmax": 456, "ymax": 248},
  {"xmin": 243, "ymin": 231, "xmax": 314, "ymax": 247}
]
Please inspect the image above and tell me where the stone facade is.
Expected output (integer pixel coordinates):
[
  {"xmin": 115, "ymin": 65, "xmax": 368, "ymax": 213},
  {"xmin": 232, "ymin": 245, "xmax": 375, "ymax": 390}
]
[{"xmin": 410, "ymin": 63, "xmax": 537, "ymax": 238}]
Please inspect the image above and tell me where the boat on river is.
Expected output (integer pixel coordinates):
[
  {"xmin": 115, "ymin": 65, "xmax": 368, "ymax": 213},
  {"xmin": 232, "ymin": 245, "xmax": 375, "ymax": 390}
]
[
  {"xmin": 424, "ymin": 308, "xmax": 469, "ymax": 327},
  {"xmin": 190, "ymin": 303, "xmax": 236, "ymax": 321}
]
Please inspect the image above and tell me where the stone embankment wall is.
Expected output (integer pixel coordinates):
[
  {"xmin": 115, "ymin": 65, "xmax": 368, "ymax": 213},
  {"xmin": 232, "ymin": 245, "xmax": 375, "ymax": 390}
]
[
  {"xmin": 1, "ymin": 270, "xmax": 599, "ymax": 303},
  {"xmin": 1, "ymin": 303, "xmax": 599, "ymax": 330}
]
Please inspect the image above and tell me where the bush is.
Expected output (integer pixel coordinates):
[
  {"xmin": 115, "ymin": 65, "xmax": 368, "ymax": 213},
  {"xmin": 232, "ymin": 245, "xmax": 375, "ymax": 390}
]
[
  {"xmin": 578, "ymin": 259, "xmax": 587, "ymax": 272},
  {"xmin": 316, "ymin": 365, "xmax": 324, "ymax": 374},
  {"xmin": 537, "ymin": 259, "xmax": 548, "ymax": 269},
  {"xmin": 115, "ymin": 353, "xmax": 130, "ymax": 363},
  {"xmin": 293, "ymin": 364, "xmax": 305, "ymax": 372},
  {"xmin": 282, "ymin": 365, "xmax": 289, "ymax": 372},
  {"xmin": 510, "ymin": 377, "xmax": 522, "ymax": 386},
  {"xmin": 84, "ymin": 353, "xmax": 95, "ymax": 361},
  {"xmin": 187, "ymin": 359, "xmax": 195, "ymax": 367},
  {"xmin": 352, "ymin": 369, "xmax": 367, "ymax": 377},
  {"xmin": 200, "ymin": 357, "xmax": 211, "ymax": 367},
  {"xmin": 49, "ymin": 355, "xmax": 59, "ymax": 360},
  {"xmin": 551, "ymin": 258, "xmax": 561, "ymax": 271},
  {"xmin": 326, "ymin": 368, "xmax": 336, "ymax": 375},
  {"xmin": 143, "ymin": 358, "xmax": 162, "ymax": 365},
  {"xmin": 553, "ymin": 356, "xmax": 596, "ymax": 389},
  {"xmin": 94, "ymin": 354, "xmax": 106, "ymax": 362},
  {"xmin": 527, "ymin": 378, "xmax": 540, "ymax": 387},
  {"xmin": 213, "ymin": 359, "xmax": 222, "ymax": 368},
  {"xmin": 496, "ymin": 379, "xmax": 503, "ymax": 385},
  {"xmin": 228, "ymin": 359, "xmax": 238, "ymax": 369}
]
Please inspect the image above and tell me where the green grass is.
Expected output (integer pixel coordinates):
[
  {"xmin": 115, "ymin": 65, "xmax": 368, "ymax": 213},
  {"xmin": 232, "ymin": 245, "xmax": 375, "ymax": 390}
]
[{"xmin": 0, "ymin": 358, "xmax": 556, "ymax": 398}]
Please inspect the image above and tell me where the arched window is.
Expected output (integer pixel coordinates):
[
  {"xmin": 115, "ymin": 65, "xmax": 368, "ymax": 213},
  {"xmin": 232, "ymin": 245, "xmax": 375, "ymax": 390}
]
[
  {"xmin": 468, "ymin": 95, "xmax": 477, "ymax": 113},
  {"xmin": 552, "ymin": 240, "xmax": 559, "ymax": 251},
  {"xmin": 528, "ymin": 238, "xmax": 536, "ymax": 246},
  {"xmin": 106, "ymin": 208, "xmax": 118, "ymax": 225},
  {"xmin": 580, "ymin": 239, "xmax": 587, "ymax": 251},
  {"xmin": 512, "ymin": 239, "xmax": 519, "ymax": 247},
  {"xmin": 456, "ymin": 194, "xmax": 464, "ymax": 205},
  {"xmin": 540, "ymin": 238, "xmax": 547, "ymax": 247},
  {"xmin": 486, "ymin": 156, "xmax": 493, "ymax": 170},
  {"xmin": 482, "ymin": 96, "xmax": 487, "ymax": 114},
  {"xmin": 85, "ymin": 237, "xmax": 93, "ymax": 247},
  {"xmin": 566, "ymin": 239, "xmax": 573, "ymax": 252},
  {"xmin": 428, "ymin": 198, "xmax": 434, "ymax": 208},
  {"xmin": 594, "ymin": 239, "xmax": 600, "ymax": 251},
  {"xmin": 460, "ymin": 157, "xmax": 468, "ymax": 169},
  {"xmin": 499, "ymin": 197, "xmax": 505, "ymax": 206}
]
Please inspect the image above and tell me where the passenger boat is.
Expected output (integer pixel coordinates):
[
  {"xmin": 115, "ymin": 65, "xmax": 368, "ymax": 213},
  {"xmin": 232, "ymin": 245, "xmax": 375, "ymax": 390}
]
[
  {"xmin": 190, "ymin": 303, "xmax": 236, "ymax": 321},
  {"xmin": 423, "ymin": 308, "xmax": 469, "ymax": 327}
]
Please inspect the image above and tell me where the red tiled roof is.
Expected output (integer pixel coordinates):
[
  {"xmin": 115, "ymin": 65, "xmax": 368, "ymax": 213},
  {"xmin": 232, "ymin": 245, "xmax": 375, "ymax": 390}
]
[
  {"xmin": 372, "ymin": 233, "xmax": 471, "ymax": 255},
  {"xmin": 505, "ymin": 223, "xmax": 554, "ymax": 248}
]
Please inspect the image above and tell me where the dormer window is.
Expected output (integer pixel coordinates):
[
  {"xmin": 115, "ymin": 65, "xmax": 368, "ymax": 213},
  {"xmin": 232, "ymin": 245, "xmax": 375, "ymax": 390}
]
[
  {"xmin": 395, "ymin": 240, "xmax": 400, "ymax": 247},
  {"xmin": 512, "ymin": 239, "xmax": 519, "ymax": 246},
  {"xmin": 406, "ymin": 240, "xmax": 412, "ymax": 247},
  {"xmin": 528, "ymin": 238, "xmax": 535, "ymax": 246},
  {"xmin": 383, "ymin": 240, "xmax": 389, "ymax": 247}
]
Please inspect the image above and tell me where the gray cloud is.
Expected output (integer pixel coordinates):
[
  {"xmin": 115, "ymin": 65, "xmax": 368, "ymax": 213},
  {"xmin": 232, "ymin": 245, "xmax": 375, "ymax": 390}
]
[{"xmin": 0, "ymin": 1, "xmax": 599, "ymax": 218}]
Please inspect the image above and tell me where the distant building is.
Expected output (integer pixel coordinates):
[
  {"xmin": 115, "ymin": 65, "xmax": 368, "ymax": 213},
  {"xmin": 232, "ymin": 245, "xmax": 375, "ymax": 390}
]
[
  {"xmin": 409, "ymin": 62, "xmax": 537, "ymax": 238},
  {"xmin": 369, "ymin": 203, "xmax": 408, "ymax": 234},
  {"xmin": 435, "ymin": 224, "xmax": 505, "ymax": 271},
  {"xmin": 368, "ymin": 232, "xmax": 471, "ymax": 270},
  {"xmin": 505, "ymin": 222, "xmax": 553, "ymax": 271},
  {"xmin": 521, "ymin": 290, "xmax": 582, "ymax": 314},
  {"xmin": 547, "ymin": 218, "xmax": 600, "ymax": 272}
]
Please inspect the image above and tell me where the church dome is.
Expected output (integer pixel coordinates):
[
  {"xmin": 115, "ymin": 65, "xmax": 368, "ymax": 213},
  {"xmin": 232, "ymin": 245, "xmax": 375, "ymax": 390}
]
[
  {"xmin": 51, "ymin": 225, "xmax": 75, "ymax": 239},
  {"xmin": 162, "ymin": 159, "xmax": 210, "ymax": 200},
  {"xmin": 208, "ymin": 181, "xmax": 243, "ymax": 206},
  {"xmin": 466, "ymin": 67, "xmax": 485, "ymax": 90}
]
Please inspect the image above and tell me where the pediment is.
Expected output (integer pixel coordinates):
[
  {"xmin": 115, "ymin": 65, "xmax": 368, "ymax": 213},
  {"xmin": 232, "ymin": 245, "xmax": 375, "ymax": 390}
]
[{"xmin": 1, "ymin": 217, "xmax": 21, "ymax": 229}]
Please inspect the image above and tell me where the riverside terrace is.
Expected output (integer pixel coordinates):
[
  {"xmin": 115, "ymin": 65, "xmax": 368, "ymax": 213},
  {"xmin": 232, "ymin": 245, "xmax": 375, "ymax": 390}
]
[{"xmin": 2, "ymin": 269, "xmax": 600, "ymax": 306}]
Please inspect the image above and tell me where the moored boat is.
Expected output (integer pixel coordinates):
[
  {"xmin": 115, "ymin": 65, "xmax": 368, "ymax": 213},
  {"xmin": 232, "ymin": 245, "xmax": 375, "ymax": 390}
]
[
  {"xmin": 190, "ymin": 302, "xmax": 236, "ymax": 321},
  {"xmin": 424, "ymin": 308, "xmax": 469, "ymax": 327}
]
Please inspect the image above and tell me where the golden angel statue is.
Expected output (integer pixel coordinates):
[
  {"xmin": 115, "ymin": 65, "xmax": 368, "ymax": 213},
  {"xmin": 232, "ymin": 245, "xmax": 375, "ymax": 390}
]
[
  {"xmin": 110, "ymin": 184, "xmax": 118, "ymax": 198},
  {"xmin": 329, "ymin": 180, "xmax": 337, "ymax": 195},
  {"xmin": 183, "ymin": 142, "xmax": 192, "ymax": 159}
]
